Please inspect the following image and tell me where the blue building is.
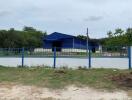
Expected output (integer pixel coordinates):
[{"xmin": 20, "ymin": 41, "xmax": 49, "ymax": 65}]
[{"xmin": 43, "ymin": 32, "xmax": 99, "ymax": 52}]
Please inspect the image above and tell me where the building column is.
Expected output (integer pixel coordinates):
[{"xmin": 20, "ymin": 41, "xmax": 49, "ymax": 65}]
[
  {"xmin": 80, "ymin": 40, "xmax": 81, "ymax": 49},
  {"xmin": 73, "ymin": 38, "xmax": 74, "ymax": 49},
  {"xmin": 99, "ymin": 45, "xmax": 102, "ymax": 53}
]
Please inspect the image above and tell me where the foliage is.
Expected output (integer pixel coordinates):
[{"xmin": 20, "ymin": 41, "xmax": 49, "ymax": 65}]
[
  {"xmin": 77, "ymin": 35, "xmax": 88, "ymax": 40},
  {"xmin": 0, "ymin": 26, "xmax": 47, "ymax": 48},
  {"xmin": 102, "ymin": 28, "xmax": 132, "ymax": 46}
]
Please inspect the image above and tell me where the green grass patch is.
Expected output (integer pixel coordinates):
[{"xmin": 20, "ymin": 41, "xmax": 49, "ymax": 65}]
[{"xmin": 0, "ymin": 66, "xmax": 131, "ymax": 90}]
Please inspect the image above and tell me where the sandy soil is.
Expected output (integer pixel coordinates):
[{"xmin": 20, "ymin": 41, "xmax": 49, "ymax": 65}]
[{"xmin": 0, "ymin": 84, "xmax": 131, "ymax": 100}]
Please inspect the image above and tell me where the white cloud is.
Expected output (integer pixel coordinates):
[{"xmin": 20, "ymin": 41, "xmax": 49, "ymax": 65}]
[
  {"xmin": 84, "ymin": 16, "xmax": 103, "ymax": 22},
  {"xmin": 0, "ymin": 10, "xmax": 11, "ymax": 17},
  {"xmin": 0, "ymin": 0, "xmax": 132, "ymax": 38}
]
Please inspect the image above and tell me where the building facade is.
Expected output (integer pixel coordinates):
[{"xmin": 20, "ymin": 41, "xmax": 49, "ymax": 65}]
[{"xmin": 43, "ymin": 32, "xmax": 99, "ymax": 52}]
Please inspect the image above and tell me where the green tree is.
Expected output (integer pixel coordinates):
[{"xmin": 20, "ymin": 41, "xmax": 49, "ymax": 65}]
[
  {"xmin": 126, "ymin": 28, "xmax": 132, "ymax": 45},
  {"xmin": 77, "ymin": 35, "xmax": 87, "ymax": 40},
  {"xmin": 114, "ymin": 28, "xmax": 124, "ymax": 36},
  {"xmin": 0, "ymin": 26, "xmax": 47, "ymax": 48},
  {"xmin": 23, "ymin": 26, "xmax": 36, "ymax": 32},
  {"xmin": 107, "ymin": 31, "xmax": 113, "ymax": 38}
]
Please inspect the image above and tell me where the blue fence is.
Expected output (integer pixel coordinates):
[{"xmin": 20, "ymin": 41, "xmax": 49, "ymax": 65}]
[
  {"xmin": 0, "ymin": 46, "xmax": 131, "ymax": 69},
  {"xmin": 128, "ymin": 47, "xmax": 132, "ymax": 69}
]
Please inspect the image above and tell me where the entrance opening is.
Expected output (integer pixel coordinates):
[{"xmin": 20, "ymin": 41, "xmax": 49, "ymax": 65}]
[
  {"xmin": 91, "ymin": 48, "xmax": 96, "ymax": 53},
  {"xmin": 52, "ymin": 41, "xmax": 62, "ymax": 52}
]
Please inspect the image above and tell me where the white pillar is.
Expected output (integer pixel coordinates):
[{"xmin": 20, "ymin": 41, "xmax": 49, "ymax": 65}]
[{"xmin": 99, "ymin": 45, "xmax": 102, "ymax": 53}]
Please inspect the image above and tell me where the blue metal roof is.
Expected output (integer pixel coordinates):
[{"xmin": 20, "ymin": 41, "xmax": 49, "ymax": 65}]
[{"xmin": 44, "ymin": 32, "xmax": 75, "ymax": 41}]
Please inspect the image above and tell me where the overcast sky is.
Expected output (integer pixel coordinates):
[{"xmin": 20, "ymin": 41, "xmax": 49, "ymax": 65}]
[{"xmin": 0, "ymin": 0, "xmax": 132, "ymax": 38}]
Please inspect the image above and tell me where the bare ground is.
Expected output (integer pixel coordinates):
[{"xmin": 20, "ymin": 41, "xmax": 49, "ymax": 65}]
[{"xmin": 0, "ymin": 84, "xmax": 131, "ymax": 100}]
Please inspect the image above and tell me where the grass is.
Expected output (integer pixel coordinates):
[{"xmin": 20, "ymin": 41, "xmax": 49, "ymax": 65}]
[{"xmin": 0, "ymin": 66, "xmax": 131, "ymax": 90}]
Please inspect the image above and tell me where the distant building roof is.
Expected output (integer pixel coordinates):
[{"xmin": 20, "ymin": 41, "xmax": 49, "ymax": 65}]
[{"xmin": 44, "ymin": 32, "xmax": 75, "ymax": 41}]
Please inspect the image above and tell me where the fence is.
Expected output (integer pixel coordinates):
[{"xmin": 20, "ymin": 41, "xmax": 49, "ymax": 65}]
[{"xmin": 0, "ymin": 46, "xmax": 131, "ymax": 69}]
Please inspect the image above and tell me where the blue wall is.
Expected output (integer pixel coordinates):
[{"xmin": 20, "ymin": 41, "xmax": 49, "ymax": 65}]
[
  {"xmin": 43, "ymin": 38, "xmax": 88, "ymax": 49},
  {"xmin": 43, "ymin": 41, "xmax": 52, "ymax": 48},
  {"xmin": 62, "ymin": 38, "xmax": 73, "ymax": 48},
  {"xmin": 74, "ymin": 39, "xmax": 86, "ymax": 49}
]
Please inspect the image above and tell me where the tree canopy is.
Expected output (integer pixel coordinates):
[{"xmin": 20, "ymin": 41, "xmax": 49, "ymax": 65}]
[
  {"xmin": 102, "ymin": 28, "xmax": 132, "ymax": 46},
  {"xmin": 76, "ymin": 28, "xmax": 132, "ymax": 46},
  {"xmin": 0, "ymin": 26, "xmax": 47, "ymax": 48}
]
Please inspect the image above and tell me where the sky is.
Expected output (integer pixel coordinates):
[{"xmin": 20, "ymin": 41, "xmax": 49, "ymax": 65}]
[{"xmin": 0, "ymin": 0, "xmax": 132, "ymax": 38}]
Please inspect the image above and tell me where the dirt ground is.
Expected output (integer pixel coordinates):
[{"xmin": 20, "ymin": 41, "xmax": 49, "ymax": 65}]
[
  {"xmin": 0, "ymin": 84, "xmax": 131, "ymax": 100},
  {"xmin": 111, "ymin": 72, "xmax": 132, "ymax": 87}
]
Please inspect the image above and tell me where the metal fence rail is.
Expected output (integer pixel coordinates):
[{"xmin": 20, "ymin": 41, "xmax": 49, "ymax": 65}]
[
  {"xmin": 91, "ymin": 46, "xmax": 128, "ymax": 58},
  {"xmin": 0, "ymin": 48, "xmax": 22, "ymax": 57},
  {"xmin": 0, "ymin": 46, "xmax": 128, "ymax": 58},
  {"xmin": 0, "ymin": 46, "xmax": 131, "ymax": 69}
]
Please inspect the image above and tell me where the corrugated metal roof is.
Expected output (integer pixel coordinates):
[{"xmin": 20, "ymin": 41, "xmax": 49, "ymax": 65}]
[{"xmin": 44, "ymin": 32, "xmax": 75, "ymax": 41}]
